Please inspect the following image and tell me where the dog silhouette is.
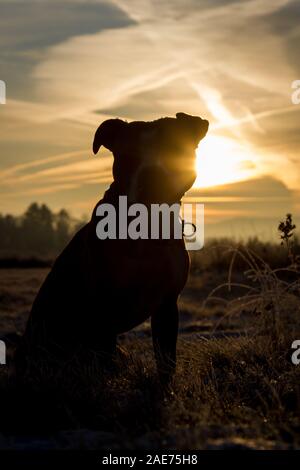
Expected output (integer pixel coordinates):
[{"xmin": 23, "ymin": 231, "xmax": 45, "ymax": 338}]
[{"xmin": 16, "ymin": 112, "xmax": 209, "ymax": 384}]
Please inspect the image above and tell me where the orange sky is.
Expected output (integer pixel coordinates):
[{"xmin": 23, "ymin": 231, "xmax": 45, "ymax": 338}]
[{"xmin": 0, "ymin": 0, "xmax": 300, "ymax": 238}]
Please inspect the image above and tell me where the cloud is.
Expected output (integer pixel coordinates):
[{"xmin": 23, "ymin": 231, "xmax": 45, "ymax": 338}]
[
  {"xmin": 0, "ymin": 149, "xmax": 112, "ymax": 193},
  {"xmin": 1, "ymin": 0, "xmax": 300, "ymax": 219},
  {"xmin": 0, "ymin": 0, "xmax": 134, "ymax": 99},
  {"xmin": 30, "ymin": 0, "xmax": 296, "ymax": 125}
]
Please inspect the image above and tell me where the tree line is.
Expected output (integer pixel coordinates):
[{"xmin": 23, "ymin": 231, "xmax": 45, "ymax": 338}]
[{"xmin": 0, "ymin": 203, "xmax": 87, "ymax": 257}]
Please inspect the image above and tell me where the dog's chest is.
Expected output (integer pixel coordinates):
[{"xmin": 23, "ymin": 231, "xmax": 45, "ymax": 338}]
[
  {"xmin": 107, "ymin": 240, "xmax": 187, "ymax": 287},
  {"xmin": 91, "ymin": 240, "xmax": 188, "ymax": 331}
]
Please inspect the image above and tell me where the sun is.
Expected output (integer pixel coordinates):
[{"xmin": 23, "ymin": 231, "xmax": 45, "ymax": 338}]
[{"xmin": 194, "ymin": 135, "xmax": 257, "ymax": 188}]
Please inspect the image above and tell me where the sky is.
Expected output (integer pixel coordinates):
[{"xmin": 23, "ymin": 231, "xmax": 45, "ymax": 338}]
[{"xmin": 0, "ymin": 0, "xmax": 299, "ymax": 238}]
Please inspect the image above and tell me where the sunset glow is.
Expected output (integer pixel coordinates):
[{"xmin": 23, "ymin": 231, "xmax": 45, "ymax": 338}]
[
  {"xmin": 0, "ymin": 0, "xmax": 299, "ymax": 221},
  {"xmin": 194, "ymin": 135, "xmax": 257, "ymax": 188}
]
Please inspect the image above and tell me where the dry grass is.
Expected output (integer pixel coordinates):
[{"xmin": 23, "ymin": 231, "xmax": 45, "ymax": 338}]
[{"xmin": 0, "ymin": 235, "xmax": 300, "ymax": 450}]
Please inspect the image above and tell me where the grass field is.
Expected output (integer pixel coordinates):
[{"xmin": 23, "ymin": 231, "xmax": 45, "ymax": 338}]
[{"xmin": 0, "ymin": 237, "xmax": 300, "ymax": 450}]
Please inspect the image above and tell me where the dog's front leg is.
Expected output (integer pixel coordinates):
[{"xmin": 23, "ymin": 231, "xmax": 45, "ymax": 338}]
[{"xmin": 151, "ymin": 297, "xmax": 179, "ymax": 387}]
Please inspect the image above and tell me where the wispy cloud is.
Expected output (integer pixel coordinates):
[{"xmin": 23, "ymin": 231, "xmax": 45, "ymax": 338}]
[{"xmin": 0, "ymin": 0, "xmax": 299, "ymax": 217}]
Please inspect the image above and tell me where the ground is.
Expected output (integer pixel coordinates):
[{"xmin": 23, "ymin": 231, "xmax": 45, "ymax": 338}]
[{"xmin": 0, "ymin": 240, "xmax": 300, "ymax": 450}]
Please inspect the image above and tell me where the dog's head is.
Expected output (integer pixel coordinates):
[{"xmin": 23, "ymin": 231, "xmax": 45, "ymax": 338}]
[{"xmin": 93, "ymin": 112, "xmax": 209, "ymax": 204}]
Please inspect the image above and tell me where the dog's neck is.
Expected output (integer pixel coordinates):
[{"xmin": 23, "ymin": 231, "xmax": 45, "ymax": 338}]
[
  {"xmin": 97, "ymin": 181, "xmax": 182, "ymax": 208},
  {"xmin": 101, "ymin": 181, "xmax": 123, "ymax": 205}
]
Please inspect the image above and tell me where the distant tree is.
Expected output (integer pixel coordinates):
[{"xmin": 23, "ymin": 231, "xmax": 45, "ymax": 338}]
[
  {"xmin": 0, "ymin": 203, "xmax": 88, "ymax": 257},
  {"xmin": 22, "ymin": 203, "xmax": 55, "ymax": 254},
  {"xmin": 0, "ymin": 214, "xmax": 19, "ymax": 251},
  {"xmin": 55, "ymin": 209, "xmax": 71, "ymax": 250},
  {"xmin": 73, "ymin": 215, "xmax": 88, "ymax": 234}
]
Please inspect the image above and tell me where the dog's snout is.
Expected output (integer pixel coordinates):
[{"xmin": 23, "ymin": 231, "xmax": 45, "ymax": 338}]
[
  {"xmin": 199, "ymin": 119, "xmax": 209, "ymax": 138},
  {"xmin": 202, "ymin": 119, "xmax": 209, "ymax": 130}
]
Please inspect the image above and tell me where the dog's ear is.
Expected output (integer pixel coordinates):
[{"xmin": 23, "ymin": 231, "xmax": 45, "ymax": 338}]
[{"xmin": 93, "ymin": 119, "xmax": 127, "ymax": 155}]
